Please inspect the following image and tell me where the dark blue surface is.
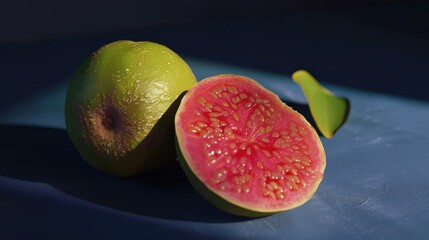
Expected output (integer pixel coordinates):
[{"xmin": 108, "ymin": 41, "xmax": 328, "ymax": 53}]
[
  {"xmin": 1, "ymin": 57, "xmax": 429, "ymax": 239},
  {"xmin": 1, "ymin": 3, "xmax": 429, "ymax": 239}
]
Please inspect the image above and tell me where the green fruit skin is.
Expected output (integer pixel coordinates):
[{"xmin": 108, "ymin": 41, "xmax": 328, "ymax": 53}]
[{"xmin": 65, "ymin": 40, "xmax": 197, "ymax": 177}]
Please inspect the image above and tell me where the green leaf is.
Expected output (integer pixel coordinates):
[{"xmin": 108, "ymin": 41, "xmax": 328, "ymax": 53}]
[{"xmin": 292, "ymin": 70, "xmax": 350, "ymax": 138}]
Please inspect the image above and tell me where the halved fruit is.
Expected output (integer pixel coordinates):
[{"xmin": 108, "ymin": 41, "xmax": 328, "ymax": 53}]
[{"xmin": 175, "ymin": 74, "xmax": 326, "ymax": 217}]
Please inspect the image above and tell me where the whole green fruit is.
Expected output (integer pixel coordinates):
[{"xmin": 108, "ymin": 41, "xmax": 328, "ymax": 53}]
[{"xmin": 65, "ymin": 40, "xmax": 197, "ymax": 177}]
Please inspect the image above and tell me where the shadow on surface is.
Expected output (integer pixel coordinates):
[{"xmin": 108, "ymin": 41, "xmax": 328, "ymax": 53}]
[{"xmin": 0, "ymin": 124, "xmax": 248, "ymax": 223}]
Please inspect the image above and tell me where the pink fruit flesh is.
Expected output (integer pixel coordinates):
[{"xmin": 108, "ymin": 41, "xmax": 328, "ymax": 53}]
[{"xmin": 175, "ymin": 75, "xmax": 326, "ymax": 213}]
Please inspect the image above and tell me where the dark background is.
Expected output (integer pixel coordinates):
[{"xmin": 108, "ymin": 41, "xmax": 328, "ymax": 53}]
[
  {"xmin": 1, "ymin": 2, "xmax": 429, "ymax": 238},
  {"xmin": 1, "ymin": 0, "xmax": 429, "ymax": 111}
]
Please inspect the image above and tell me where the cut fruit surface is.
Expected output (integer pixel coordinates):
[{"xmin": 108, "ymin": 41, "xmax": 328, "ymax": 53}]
[{"xmin": 175, "ymin": 74, "xmax": 326, "ymax": 216}]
